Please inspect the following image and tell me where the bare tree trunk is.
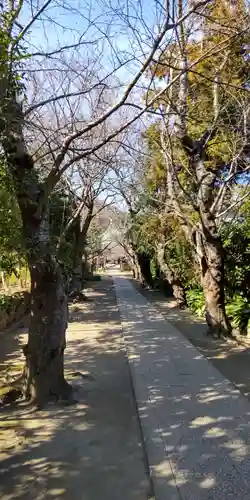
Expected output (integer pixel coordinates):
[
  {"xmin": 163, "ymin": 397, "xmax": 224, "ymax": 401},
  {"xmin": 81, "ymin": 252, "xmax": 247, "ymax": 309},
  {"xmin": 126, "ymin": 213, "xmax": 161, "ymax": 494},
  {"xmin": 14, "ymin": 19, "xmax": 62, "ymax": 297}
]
[
  {"xmin": 137, "ymin": 252, "xmax": 154, "ymax": 288},
  {"xmin": 122, "ymin": 242, "xmax": 142, "ymax": 281},
  {"xmin": 191, "ymin": 149, "xmax": 232, "ymax": 337},
  {"xmin": 157, "ymin": 243, "xmax": 186, "ymax": 308},
  {"xmin": 2, "ymin": 105, "xmax": 72, "ymax": 405},
  {"xmin": 71, "ymin": 206, "xmax": 93, "ymax": 293},
  {"xmin": 195, "ymin": 224, "xmax": 232, "ymax": 337},
  {"xmin": 125, "ymin": 254, "xmax": 136, "ymax": 277},
  {"xmin": 132, "ymin": 260, "xmax": 140, "ymax": 280},
  {"xmin": 23, "ymin": 252, "xmax": 71, "ymax": 403},
  {"xmin": 81, "ymin": 252, "xmax": 88, "ymax": 280},
  {"xmin": 133, "ymin": 253, "xmax": 143, "ymax": 282},
  {"xmin": 17, "ymin": 209, "xmax": 71, "ymax": 405},
  {"xmin": 171, "ymin": 3, "xmax": 232, "ymax": 337},
  {"xmin": 127, "ymin": 242, "xmax": 144, "ymax": 283}
]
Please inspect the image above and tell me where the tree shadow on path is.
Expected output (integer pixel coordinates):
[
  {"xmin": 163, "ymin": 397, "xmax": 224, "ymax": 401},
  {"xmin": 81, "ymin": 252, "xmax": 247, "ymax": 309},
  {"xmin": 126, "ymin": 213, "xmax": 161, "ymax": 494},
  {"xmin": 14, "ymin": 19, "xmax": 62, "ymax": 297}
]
[
  {"xmin": 134, "ymin": 281, "xmax": 250, "ymax": 401},
  {"xmin": 0, "ymin": 280, "xmax": 151, "ymax": 500}
]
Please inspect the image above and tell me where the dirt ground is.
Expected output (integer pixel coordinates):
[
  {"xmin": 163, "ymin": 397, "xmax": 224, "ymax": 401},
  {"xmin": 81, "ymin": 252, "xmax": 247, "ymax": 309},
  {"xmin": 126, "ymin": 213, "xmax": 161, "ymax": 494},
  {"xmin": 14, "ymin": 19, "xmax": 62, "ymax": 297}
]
[
  {"xmin": 131, "ymin": 279, "xmax": 250, "ymax": 401},
  {"xmin": 0, "ymin": 278, "xmax": 152, "ymax": 500}
]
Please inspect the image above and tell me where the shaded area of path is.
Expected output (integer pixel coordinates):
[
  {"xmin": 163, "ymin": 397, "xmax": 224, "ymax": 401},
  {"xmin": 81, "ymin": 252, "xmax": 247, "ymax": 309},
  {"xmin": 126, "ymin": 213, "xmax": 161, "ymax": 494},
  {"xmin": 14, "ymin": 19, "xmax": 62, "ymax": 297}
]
[
  {"xmin": 114, "ymin": 276, "xmax": 250, "ymax": 500},
  {"xmin": 0, "ymin": 279, "xmax": 151, "ymax": 500},
  {"xmin": 131, "ymin": 279, "xmax": 250, "ymax": 400}
]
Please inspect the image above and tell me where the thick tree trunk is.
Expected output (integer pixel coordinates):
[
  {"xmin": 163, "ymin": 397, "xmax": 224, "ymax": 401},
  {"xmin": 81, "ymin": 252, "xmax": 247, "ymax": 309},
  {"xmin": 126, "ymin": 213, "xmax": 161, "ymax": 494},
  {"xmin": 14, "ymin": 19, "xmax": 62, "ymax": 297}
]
[
  {"xmin": 137, "ymin": 252, "xmax": 154, "ymax": 288},
  {"xmin": 196, "ymin": 227, "xmax": 232, "ymax": 337},
  {"xmin": 22, "ymin": 253, "xmax": 71, "ymax": 403},
  {"xmin": 132, "ymin": 262, "xmax": 140, "ymax": 280},
  {"xmin": 121, "ymin": 242, "xmax": 141, "ymax": 279},
  {"xmin": 18, "ymin": 209, "xmax": 72, "ymax": 405},
  {"xmin": 71, "ymin": 208, "xmax": 93, "ymax": 292},
  {"xmin": 128, "ymin": 243, "xmax": 144, "ymax": 283},
  {"xmin": 5, "ymin": 168, "xmax": 70, "ymax": 405},
  {"xmin": 157, "ymin": 243, "xmax": 186, "ymax": 308},
  {"xmin": 2, "ymin": 90, "xmax": 72, "ymax": 406},
  {"xmin": 82, "ymin": 251, "xmax": 91, "ymax": 280},
  {"xmin": 191, "ymin": 148, "xmax": 232, "ymax": 337}
]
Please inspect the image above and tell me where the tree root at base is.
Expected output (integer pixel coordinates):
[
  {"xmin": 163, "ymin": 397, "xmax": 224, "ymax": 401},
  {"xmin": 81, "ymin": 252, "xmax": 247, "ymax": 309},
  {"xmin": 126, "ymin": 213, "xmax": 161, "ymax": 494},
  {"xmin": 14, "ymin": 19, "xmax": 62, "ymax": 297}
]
[
  {"xmin": 205, "ymin": 326, "xmax": 233, "ymax": 340},
  {"xmin": 0, "ymin": 370, "xmax": 25, "ymax": 406},
  {"xmin": 0, "ymin": 372, "xmax": 75, "ymax": 408}
]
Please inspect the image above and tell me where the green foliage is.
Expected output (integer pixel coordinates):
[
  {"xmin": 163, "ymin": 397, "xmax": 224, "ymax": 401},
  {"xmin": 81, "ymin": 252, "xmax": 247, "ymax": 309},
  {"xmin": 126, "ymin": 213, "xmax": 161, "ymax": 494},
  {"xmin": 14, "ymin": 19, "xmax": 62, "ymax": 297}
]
[
  {"xmin": 222, "ymin": 206, "xmax": 250, "ymax": 301},
  {"xmin": 0, "ymin": 8, "xmax": 30, "ymax": 278},
  {"xmin": 226, "ymin": 295, "xmax": 250, "ymax": 335},
  {"xmin": 150, "ymin": 259, "xmax": 158, "ymax": 281},
  {"xmin": 165, "ymin": 237, "xmax": 196, "ymax": 287},
  {"xmin": 0, "ymin": 165, "xmax": 23, "ymax": 254},
  {"xmin": 142, "ymin": 124, "xmax": 166, "ymax": 194},
  {"xmin": 127, "ymin": 212, "xmax": 156, "ymax": 257},
  {"xmin": 0, "ymin": 254, "xmax": 19, "ymax": 276},
  {"xmin": 86, "ymin": 222, "xmax": 103, "ymax": 257},
  {"xmin": 133, "ymin": 1, "xmax": 250, "ymax": 335},
  {"xmin": 0, "ymin": 291, "xmax": 30, "ymax": 330},
  {"xmin": 186, "ymin": 288, "xmax": 206, "ymax": 317},
  {"xmin": 185, "ymin": 288, "xmax": 250, "ymax": 335},
  {"xmin": 0, "ymin": 8, "xmax": 27, "ymax": 98},
  {"xmin": 0, "ymin": 291, "xmax": 29, "ymax": 314},
  {"xmin": 0, "ymin": 163, "xmax": 25, "ymax": 276},
  {"xmin": 6, "ymin": 266, "xmax": 29, "ymax": 286},
  {"xmin": 0, "ymin": 295, "xmax": 13, "ymax": 313}
]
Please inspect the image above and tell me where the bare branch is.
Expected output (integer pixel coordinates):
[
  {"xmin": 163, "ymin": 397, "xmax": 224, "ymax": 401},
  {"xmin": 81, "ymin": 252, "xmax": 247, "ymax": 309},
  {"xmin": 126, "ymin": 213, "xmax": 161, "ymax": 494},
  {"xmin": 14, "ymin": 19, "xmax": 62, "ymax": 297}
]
[
  {"xmin": 51, "ymin": 0, "xmax": 212, "ymax": 171},
  {"xmin": 14, "ymin": 0, "xmax": 53, "ymax": 45}
]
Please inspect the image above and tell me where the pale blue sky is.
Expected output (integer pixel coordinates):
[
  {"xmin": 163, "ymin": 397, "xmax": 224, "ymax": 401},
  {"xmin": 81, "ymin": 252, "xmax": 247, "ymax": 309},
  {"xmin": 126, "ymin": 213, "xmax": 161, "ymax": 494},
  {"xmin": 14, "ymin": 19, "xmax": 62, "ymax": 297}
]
[{"xmin": 19, "ymin": 0, "xmax": 167, "ymax": 86}]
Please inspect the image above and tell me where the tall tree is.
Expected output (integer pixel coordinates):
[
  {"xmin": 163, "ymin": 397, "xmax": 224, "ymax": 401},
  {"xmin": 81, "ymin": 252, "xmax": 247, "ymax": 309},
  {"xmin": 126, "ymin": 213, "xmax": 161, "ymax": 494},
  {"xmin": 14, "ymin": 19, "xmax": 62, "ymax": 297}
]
[
  {"xmin": 1, "ymin": 0, "xmax": 209, "ymax": 404},
  {"xmin": 149, "ymin": 0, "xmax": 250, "ymax": 336}
]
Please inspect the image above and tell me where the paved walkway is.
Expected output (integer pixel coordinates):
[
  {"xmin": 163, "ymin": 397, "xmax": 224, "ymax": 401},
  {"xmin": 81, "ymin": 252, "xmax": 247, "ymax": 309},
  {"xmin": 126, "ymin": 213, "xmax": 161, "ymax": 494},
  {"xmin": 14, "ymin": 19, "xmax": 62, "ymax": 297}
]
[
  {"xmin": 0, "ymin": 280, "xmax": 150, "ymax": 500},
  {"xmin": 133, "ymin": 280, "xmax": 250, "ymax": 401},
  {"xmin": 114, "ymin": 276, "xmax": 250, "ymax": 500}
]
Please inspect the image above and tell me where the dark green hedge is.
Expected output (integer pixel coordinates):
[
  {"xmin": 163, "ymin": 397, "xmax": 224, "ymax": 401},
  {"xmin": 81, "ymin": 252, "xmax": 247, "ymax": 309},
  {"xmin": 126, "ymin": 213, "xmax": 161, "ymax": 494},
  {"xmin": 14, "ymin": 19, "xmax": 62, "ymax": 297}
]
[{"xmin": 0, "ymin": 291, "xmax": 30, "ymax": 330}]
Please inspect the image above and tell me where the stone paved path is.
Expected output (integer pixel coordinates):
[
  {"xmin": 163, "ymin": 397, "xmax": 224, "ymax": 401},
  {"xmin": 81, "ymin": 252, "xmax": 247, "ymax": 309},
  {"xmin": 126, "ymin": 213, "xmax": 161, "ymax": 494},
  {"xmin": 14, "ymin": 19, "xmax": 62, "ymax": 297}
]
[{"xmin": 114, "ymin": 276, "xmax": 250, "ymax": 500}]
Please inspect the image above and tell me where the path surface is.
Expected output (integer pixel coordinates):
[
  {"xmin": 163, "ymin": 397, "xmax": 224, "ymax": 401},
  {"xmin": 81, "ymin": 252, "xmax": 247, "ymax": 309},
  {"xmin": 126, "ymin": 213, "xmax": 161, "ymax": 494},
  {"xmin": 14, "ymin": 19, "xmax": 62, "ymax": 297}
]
[
  {"xmin": 114, "ymin": 276, "xmax": 250, "ymax": 500},
  {"xmin": 132, "ymin": 280, "xmax": 250, "ymax": 400},
  {"xmin": 0, "ymin": 279, "xmax": 150, "ymax": 500}
]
